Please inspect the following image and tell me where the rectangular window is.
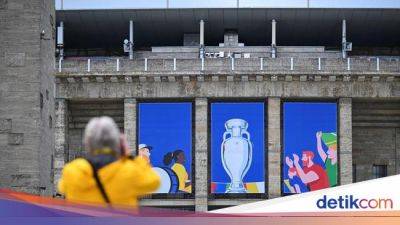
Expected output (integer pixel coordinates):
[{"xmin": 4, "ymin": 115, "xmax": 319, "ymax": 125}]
[
  {"xmin": 283, "ymin": 102, "xmax": 338, "ymax": 194},
  {"xmin": 138, "ymin": 102, "xmax": 193, "ymax": 196},
  {"xmin": 372, "ymin": 165, "xmax": 387, "ymax": 179},
  {"xmin": 210, "ymin": 102, "xmax": 265, "ymax": 195},
  {"xmin": 352, "ymin": 164, "xmax": 357, "ymax": 183}
]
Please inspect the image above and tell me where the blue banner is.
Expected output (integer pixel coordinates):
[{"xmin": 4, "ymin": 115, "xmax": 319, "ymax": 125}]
[
  {"xmin": 283, "ymin": 102, "xmax": 337, "ymax": 194},
  {"xmin": 138, "ymin": 102, "xmax": 192, "ymax": 194},
  {"xmin": 211, "ymin": 102, "xmax": 265, "ymax": 194}
]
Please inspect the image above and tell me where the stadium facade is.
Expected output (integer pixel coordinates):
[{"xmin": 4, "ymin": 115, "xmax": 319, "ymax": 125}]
[{"xmin": 1, "ymin": 0, "xmax": 400, "ymax": 211}]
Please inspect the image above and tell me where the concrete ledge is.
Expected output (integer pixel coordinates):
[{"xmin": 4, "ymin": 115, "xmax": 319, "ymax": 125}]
[
  {"xmin": 140, "ymin": 199, "xmax": 195, "ymax": 207},
  {"xmin": 154, "ymin": 76, "xmax": 161, "ymax": 82},
  {"xmin": 66, "ymin": 77, "xmax": 76, "ymax": 83},
  {"xmin": 167, "ymin": 76, "xmax": 176, "ymax": 82},
  {"xmin": 139, "ymin": 77, "xmax": 147, "ymax": 82},
  {"xmin": 300, "ymin": 75, "xmax": 307, "ymax": 81},
  {"xmin": 110, "ymin": 76, "xmax": 118, "ymax": 83},
  {"xmin": 329, "ymin": 76, "xmax": 336, "ymax": 82},
  {"xmin": 125, "ymin": 76, "xmax": 132, "ymax": 82},
  {"xmin": 371, "ymin": 76, "xmax": 380, "ymax": 82},
  {"xmin": 56, "ymin": 77, "xmax": 400, "ymax": 99},
  {"xmin": 208, "ymin": 199, "xmax": 262, "ymax": 206},
  {"xmin": 314, "ymin": 75, "xmax": 322, "ymax": 81},
  {"xmin": 55, "ymin": 73, "xmax": 400, "ymax": 85},
  {"xmin": 95, "ymin": 77, "xmax": 104, "ymax": 83},
  {"xmin": 386, "ymin": 76, "xmax": 395, "ymax": 82},
  {"xmin": 256, "ymin": 75, "xmax": 264, "ymax": 82}
]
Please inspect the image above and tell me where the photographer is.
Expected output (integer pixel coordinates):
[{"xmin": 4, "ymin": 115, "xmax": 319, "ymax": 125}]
[{"xmin": 57, "ymin": 116, "xmax": 160, "ymax": 207}]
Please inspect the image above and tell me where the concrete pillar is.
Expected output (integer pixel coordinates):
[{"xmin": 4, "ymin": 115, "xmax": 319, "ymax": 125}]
[
  {"xmin": 54, "ymin": 99, "xmax": 68, "ymax": 195},
  {"xmin": 199, "ymin": 20, "xmax": 205, "ymax": 58},
  {"xmin": 195, "ymin": 98, "xmax": 208, "ymax": 212},
  {"xmin": 200, "ymin": 20, "xmax": 205, "ymax": 46},
  {"xmin": 339, "ymin": 98, "xmax": 352, "ymax": 185},
  {"xmin": 129, "ymin": 20, "xmax": 134, "ymax": 60},
  {"xmin": 124, "ymin": 98, "xmax": 137, "ymax": 155},
  {"xmin": 342, "ymin": 19, "xmax": 347, "ymax": 59},
  {"xmin": 271, "ymin": 19, "xmax": 277, "ymax": 58},
  {"xmin": 268, "ymin": 98, "xmax": 281, "ymax": 198},
  {"xmin": 57, "ymin": 22, "xmax": 64, "ymax": 60},
  {"xmin": 396, "ymin": 128, "xmax": 400, "ymax": 174}
]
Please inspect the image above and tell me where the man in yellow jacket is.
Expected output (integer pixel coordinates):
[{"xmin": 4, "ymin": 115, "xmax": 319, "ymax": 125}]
[{"xmin": 58, "ymin": 116, "xmax": 160, "ymax": 207}]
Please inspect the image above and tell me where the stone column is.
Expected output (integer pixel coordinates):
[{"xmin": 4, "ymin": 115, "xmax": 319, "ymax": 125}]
[
  {"xmin": 268, "ymin": 98, "xmax": 281, "ymax": 198},
  {"xmin": 195, "ymin": 98, "xmax": 208, "ymax": 212},
  {"xmin": 124, "ymin": 98, "xmax": 137, "ymax": 155},
  {"xmin": 396, "ymin": 128, "xmax": 400, "ymax": 174},
  {"xmin": 54, "ymin": 99, "xmax": 68, "ymax": 195},
  {"xmin": 339, "ymin": 98, "xmax": 353, "ymax": 185}
]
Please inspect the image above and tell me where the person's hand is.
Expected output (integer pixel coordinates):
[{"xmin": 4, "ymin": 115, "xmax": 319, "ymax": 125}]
[
  {"xmin": 293, "ymin": 154, "xmax": 299, "ymax": 164},
  {"xmin": 119, "ymin": 134, "xmax": 131, "ymax": 156},
  {"xmin": 316, "ymin": 131, "xmax": 322, "ymax": 140},
  {"xmin": 285, "ymin": 156, "xmax": 294, "ymax": 168}
]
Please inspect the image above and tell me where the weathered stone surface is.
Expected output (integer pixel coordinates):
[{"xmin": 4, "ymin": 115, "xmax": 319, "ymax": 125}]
[
  {"xmin": 54, "ymin": 99, "xmax": 68, "ymax": 192},
  {"xmin": 339, "ymin": 98, "xmax": 352, "ymax": 185},
  {"xmin": 352, "ymin": 100, "xmax": 400, "ymax": 182},
  {"xmin": 0, "ymin": 0, "xmax": 56, "ymax": 195},
  {"xmin": 195, "ymin": 98, "xmax": 208, "ymax": 212},
  {"xmin": 353, "ymin": 127, "xmax": 396, "ymax": 182},
  {"xmin": 268, "ymin": 98, "xmax": 281, "ymax": 198},
  {"xmin": 124, "ymin": 98, "xmax": 136, "ymax": 154},
  {"xmin": 0, "ymin": 119, "xmax": 12, "ymax": 133},
  {"xmin": 8, "ymin": 133, "xmax": 24, "ymax": 145},
  {"xmin": 0, "ymin": 0, "xmax": 7, "ymax": 9},
  {"xmin": 5, "ymin": 52, "xmax": 25, "ymax": 67},
  {"xmin": 56, "ymin": 79, "xmax": 399, "ymax": 99}
]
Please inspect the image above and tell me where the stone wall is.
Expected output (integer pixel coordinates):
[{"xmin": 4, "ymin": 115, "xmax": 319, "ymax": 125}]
[
  {"xmin": 66, "ymin": 100, "xmax": 124, "ymax": 160},
  {"xmin": 56, "ymin": 78, "xmax": 399, "ymax": 99},
  {"xmin": 352, "ymin": 100, "xmax": 400, "ymax": 182},
  {"xmin": 0, "ymin": 0, "xmax": 55, "ymax": 195}
]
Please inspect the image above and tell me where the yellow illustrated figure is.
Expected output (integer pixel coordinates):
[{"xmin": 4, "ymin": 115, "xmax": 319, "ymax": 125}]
[
  {"xmin": 58, "ymin": 117, "xmax": 160, "ymax": 207},
  {"xmin": 163, "ymin": 150, "xmax": 192, "ymax": 193}
]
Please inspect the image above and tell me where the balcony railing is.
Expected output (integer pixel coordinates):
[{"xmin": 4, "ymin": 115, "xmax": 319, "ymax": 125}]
[{"xmin": 56, "ymin": 57, "xmax": 400, "ymax": 74}]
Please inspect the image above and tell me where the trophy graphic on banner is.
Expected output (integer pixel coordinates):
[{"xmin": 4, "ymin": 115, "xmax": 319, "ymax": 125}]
[{"xmin": 221, "ymin": 118, "xmax": 253, "ymax": 193}]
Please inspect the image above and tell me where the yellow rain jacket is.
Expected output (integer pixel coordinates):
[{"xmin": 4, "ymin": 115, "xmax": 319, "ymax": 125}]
[{"xmin": 58, "ymin": 156, "xmax": 160, "ymax": 207}]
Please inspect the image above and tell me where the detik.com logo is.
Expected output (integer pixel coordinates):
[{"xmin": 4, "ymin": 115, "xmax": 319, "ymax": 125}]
[{"xmin": 316, "ymin": 195, "xmax": 393, "ymax": 209}]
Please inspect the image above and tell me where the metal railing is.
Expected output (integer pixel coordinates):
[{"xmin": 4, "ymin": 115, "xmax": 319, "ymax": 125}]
[{"xmin": 56, "ymin": 57, "xmax": 400, "ymax": 74}]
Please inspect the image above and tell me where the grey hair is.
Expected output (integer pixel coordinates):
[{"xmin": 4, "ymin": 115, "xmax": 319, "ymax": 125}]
[{"xmin": 84, "ymin": 116, "xmax": 120, "ymax": 154}]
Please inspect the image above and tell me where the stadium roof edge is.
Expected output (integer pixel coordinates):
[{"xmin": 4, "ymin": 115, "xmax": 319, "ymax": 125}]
[{"xmin": 56, "ymin": 0, "xmax": 400, "ymax": 11}]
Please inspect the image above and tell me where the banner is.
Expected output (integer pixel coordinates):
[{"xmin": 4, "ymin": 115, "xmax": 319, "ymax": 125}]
[
  {"xmin": 283, "ymin": 102, "xmax": 337, "ymax": 194},
  {"xmin": 138, "ymin": 102, "xmax": 192, "ymax": 194},
  {"xmin": 210, "ymin": 102, "xmax": 265, "ymax": 194}
]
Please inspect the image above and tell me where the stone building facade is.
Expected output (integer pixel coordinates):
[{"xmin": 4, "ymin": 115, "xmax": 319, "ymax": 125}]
[{"xmin": 54, "ymin": 55, "xmax": 400, "ymax": 211}]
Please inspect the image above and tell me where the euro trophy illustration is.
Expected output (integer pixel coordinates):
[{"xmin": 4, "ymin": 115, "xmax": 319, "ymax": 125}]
[{"xmin": 221, "ymin": 119, "xmax": 253, "ymax": 193}]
